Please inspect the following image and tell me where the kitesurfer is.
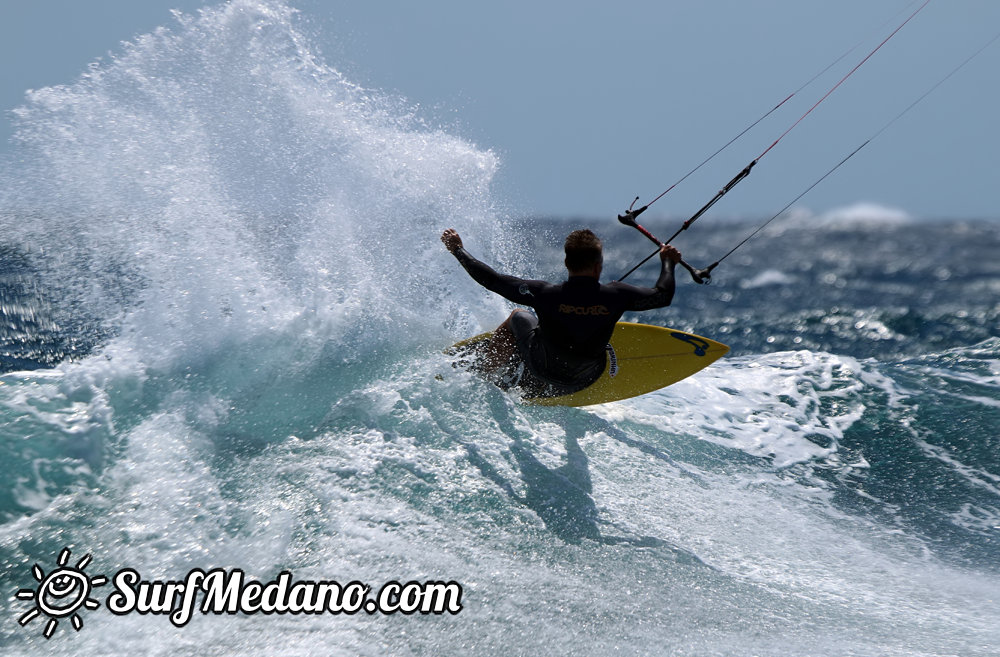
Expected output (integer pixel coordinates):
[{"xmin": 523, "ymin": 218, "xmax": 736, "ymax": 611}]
[{"xmin": 441, "ymin": 227, "xmax": 682, "ymax": 397}]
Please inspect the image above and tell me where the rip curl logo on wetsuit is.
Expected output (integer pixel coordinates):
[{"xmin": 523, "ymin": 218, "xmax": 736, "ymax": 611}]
[
  {"xmin": 670, "ymin": 332, "xmax": 711, "ymax": 357},
  {"xmin": 558, "ymin": 304, "xmax": 610, "ymax": 316}
]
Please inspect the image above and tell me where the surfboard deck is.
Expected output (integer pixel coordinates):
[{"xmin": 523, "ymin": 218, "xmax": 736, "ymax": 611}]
[{"xmin": 447, "ymin": 322, "xmax": 729, "ymax": 407}]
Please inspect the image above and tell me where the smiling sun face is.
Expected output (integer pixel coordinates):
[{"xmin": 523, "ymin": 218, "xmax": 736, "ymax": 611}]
[{"xmin": 16, "ymin": 548, "xmax": 107, "ymax": 639}]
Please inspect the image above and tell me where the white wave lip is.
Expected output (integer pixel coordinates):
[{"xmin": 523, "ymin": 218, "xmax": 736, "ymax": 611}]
[
  {"xmin": 739, "ymin": 268, "xmax": 798, "ymax": 289},
  {"xmin": 817, "ymin": 202, "xmax": 914, "ymax": 227}
]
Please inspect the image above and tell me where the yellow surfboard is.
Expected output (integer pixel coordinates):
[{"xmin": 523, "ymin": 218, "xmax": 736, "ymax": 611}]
[{"xmin": 448, "ymin": 322, "xmax": 729, "ymax": 407}]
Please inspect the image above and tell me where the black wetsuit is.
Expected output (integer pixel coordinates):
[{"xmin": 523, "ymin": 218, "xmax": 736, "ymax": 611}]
[{"xmin": 452, "ymin": 247, "xmax": 676, "ymax": 395}]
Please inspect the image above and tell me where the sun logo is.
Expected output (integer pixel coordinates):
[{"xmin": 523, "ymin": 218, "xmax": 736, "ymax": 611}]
[{"xmin": 15, "ymin": 548, "xmax": 107, "ymax": 639}]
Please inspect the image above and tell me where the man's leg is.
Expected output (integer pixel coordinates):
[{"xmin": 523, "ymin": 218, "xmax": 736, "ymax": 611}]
[{"xmin": 478, "ymin": 309, "xmax": 528, "ymax": 373}]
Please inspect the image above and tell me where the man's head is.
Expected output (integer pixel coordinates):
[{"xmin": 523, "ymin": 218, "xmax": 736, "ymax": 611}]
[{"xmin": 564, "ymin": 229, "xmax": 603, "ymax": 277}]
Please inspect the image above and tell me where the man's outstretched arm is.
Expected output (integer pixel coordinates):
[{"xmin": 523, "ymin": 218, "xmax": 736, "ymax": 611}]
[{"xmin": 441, "ymin": 228, "xmax": 539, "ymax": 305}]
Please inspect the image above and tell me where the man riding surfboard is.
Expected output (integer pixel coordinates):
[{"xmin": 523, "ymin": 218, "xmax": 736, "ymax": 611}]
[{"xmin": 441, "ymin": 227, "xmax": 682, "ymax": 397}]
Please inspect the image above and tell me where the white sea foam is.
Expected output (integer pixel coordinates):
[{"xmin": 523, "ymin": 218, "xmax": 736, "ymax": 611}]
[{"xmin": 597, "ymin": 350, "xmax": 870, "ymax": 469}]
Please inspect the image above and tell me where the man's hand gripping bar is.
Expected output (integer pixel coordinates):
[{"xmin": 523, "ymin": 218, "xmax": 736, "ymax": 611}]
[{"xmin": 617, "ymin": 199, "xmax": 712, "ymax": 284}]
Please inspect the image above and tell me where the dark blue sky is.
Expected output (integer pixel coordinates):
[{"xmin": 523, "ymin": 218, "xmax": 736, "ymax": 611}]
[{"xmin": 3, "ymin": 0, "xmax": 998, "ymax": 219}]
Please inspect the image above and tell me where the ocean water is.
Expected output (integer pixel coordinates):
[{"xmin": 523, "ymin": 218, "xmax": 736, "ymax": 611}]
[{"xmin": 2, "ymin": 2, "xmax": 999, "ymax": 655}]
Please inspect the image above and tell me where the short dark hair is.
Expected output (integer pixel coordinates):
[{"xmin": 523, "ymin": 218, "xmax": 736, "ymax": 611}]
[{"xmin": 564, "ymin": 229, "xmax": 603, "ymax": 272}]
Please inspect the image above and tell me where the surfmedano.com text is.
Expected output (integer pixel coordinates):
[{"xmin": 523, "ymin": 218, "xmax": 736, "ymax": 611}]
[{"xmin": 107, "ymin": 568, "xmax": 463, "ymax": 627}]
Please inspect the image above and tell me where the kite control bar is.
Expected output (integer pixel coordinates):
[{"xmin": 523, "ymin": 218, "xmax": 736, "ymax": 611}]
[
  {"xmin": 612, "ymin": 1, "xmax": 934, "ymax": 285},
  {"xmin": 617, "ymin": 199, "xmax": 712, "ymax": 285}
]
